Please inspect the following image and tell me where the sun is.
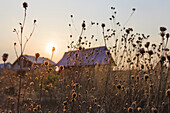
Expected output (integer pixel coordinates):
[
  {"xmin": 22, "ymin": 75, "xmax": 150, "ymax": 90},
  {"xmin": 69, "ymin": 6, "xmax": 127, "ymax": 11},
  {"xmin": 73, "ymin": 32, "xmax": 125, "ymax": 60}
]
[{"xmin": 46, "ymin": 42, "xmax": 57, "ymax": 54}]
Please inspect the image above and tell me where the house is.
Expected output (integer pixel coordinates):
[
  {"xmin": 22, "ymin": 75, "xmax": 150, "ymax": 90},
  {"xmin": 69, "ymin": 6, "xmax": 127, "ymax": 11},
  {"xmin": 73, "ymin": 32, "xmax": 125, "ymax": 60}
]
[
  {"xmin": 12, "ymin": 55, "xmax": 56, "ymax": 70},
  {"xmin": 0, "ymin": 62, "xmax": 12, "ymax": 69},
  {"xmin": 56, "ymin": 46, "xmax": 116, "ymax": 91},
  {"xmin": 56, "ymin": 46, "xmax": 116, "ymax": 67}
]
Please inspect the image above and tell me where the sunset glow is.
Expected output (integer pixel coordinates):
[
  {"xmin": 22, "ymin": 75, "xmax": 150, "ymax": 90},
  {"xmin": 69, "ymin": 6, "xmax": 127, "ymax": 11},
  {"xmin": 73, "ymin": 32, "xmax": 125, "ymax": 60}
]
[{"xmin": 46, "ymin": 42, "xmax": 57, "ymax": 54}]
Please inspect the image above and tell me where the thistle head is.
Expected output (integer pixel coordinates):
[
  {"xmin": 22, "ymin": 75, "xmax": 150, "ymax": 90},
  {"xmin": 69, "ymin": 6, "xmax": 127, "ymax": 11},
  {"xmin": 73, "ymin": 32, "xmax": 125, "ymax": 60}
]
[
  {"xmin": 160, "ymin": 27, "xmax": 167, "ymax": 32},
  {"xmin": 82, "ymin": 21, "xmax": 86, "ymax": 28},
  {"xmin": 59, "ymin": 65, "xmax": 64, "ymax": 71},
  {"xmin": 34, "ymin": 19, "xmax": 37, "ymax": 24},
  {"xmin": 167, "ymin": 55, "xmax": 170, "ymax": 62},
  {"xmin": 166, "ymin": 89, "xmax": 170, "ymax": 98},
  {"xmin": 2, "ymin": 53, "xmax": 9, "ymax": 62},
  {"xmin": 139, "ymin": 48, "xmax": 145, "ymax": 55},
  {"xmin": 35, "ymin": 53, "xmax": 40, "ymax": 61},
  {"xmin": 23, "ymin": 2, "xmax": 28, "ymax": 10},
  {"xmin": 148, "ymin": 50, "xmax": 153, "ymax": 56},
  {"xmin": 132, "ymin": 8, "xmax": 136, "ymax": 11},
  {"xmin": 145, "ymin": 42, "xmax": 150, "ymax": 48},
  {"xmin": 101, "ymin": 23, "xmax": 105, "ymax": 29},
  {"xmin": 44, "ymin": 61, "xmax": 49, "ymax": 66},
  {"xmin": 52, "ymin": 47, "xmax": 55, "ymax": 52}
]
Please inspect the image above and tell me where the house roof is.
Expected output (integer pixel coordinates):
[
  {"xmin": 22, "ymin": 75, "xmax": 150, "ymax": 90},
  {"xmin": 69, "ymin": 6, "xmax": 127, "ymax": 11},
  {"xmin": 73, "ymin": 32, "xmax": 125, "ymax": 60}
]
[
  {"xmin": 0, "ymin": 62, "xmax": 11, "ymax": 68},
  {"xmin": 56, "ymin": 46, "xmax": 116, "ymax": 67},
  {"xmin": 13, "ymin": 55, "xmax": 56, "ymax": 65}
]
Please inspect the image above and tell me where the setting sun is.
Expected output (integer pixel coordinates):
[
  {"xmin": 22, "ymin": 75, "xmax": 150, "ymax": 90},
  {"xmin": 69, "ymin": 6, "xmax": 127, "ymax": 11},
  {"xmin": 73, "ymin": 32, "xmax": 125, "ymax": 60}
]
[{"xmin": 46, "ymin": 42, "xmax": 57, "ymax": 54}]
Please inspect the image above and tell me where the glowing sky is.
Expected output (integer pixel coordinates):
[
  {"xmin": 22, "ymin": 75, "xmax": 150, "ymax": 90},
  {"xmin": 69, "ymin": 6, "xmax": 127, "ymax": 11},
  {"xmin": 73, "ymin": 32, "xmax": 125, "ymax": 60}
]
[{"xmin": 0, "ymin": 0, "xmax": 170, "ymax": 63}]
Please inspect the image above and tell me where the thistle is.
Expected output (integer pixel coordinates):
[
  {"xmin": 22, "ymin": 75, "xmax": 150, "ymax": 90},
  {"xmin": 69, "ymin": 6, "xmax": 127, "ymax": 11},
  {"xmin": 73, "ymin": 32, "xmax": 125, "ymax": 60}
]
[
  {"xmin": 23, "ymin": 2, "xmax": 28, "ymax": 10},
  {"xmin": 35, "ymin": 53, "xmax": 40, "ymax": 62},
  {"xmin": 2, "ymin": 53, "xmax": 9, "ymax": 63}
]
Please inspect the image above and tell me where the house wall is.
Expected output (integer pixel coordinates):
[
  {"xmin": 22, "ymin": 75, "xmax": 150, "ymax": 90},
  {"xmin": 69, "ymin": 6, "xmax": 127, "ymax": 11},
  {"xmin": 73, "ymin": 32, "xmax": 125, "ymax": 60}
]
[
  {"xmin": 12, "ymin": 63, "xmax": 30, "ymax": 70},
  {"xmin": 12, "ymin": 60, "xmax": 32, "ymax": 70},
  {"xmin": 0, "ymin": 64, "xmax": 11, "ymax": 69}
]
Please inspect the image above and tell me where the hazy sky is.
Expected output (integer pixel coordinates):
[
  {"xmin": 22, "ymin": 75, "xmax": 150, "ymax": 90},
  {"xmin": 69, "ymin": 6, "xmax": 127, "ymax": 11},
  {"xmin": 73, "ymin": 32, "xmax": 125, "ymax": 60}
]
[{"xmin": 0, "ymin": 0, "xmax": 170, "ymax": 63}]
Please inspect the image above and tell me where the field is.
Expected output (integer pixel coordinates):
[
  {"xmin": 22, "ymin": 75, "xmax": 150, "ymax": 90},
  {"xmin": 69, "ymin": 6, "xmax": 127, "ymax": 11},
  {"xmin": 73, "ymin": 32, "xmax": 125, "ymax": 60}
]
[{"xmin": 0, "ymin": 51, "xmax": 170, "ymax": 113}]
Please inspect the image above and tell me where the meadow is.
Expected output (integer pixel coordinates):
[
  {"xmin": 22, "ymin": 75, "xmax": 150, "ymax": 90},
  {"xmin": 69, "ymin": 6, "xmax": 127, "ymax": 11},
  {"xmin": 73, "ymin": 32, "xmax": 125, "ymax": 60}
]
[{"xmin": 0, "ymin": 2, "xmax": 170, "ymax": 113}]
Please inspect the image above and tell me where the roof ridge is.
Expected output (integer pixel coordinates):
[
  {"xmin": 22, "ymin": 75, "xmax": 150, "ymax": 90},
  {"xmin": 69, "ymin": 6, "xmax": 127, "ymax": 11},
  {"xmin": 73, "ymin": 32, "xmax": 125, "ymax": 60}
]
[
  {"xmin": 24, "ymin": 54, "xmax": 47, "ymax": 59},
  {"xmin": 67, "ymin": 46, "xmax": 107, "ymax": 53}
]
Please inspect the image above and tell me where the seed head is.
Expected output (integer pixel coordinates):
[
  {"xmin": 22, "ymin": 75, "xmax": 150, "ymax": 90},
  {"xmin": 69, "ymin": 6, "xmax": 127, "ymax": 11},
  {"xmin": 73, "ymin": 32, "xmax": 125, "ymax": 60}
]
[
  {"xmin": 13, "ymin": 28, "xmax": 16, "ymax": 32},
  {"xmin": 116, "ymin": 84, "xmax": 121, "ymax": 89},
  {"xmin": 148, "ymin": 50, "xmax": 153, "ymax": 56},
  {"xmin": 44, "ymin": 61, "xmax": 49, "ymax": 66},
  {"xmin": 59, "ymin": 65, "xmax": 64, "ymax": 71},
  {"xmin": 167, "ymin": 55, "xmax": 170, "ymax": 62},
  {"xmin": 52, "ymin": 47, "xmax": 55, "ymax": 52},
  {"xmin": 2, "ymin": 53, "xmax": 9, "ymax": 62},
  {"xmin": 132, "ymin": 8, "xmax": 136, "ymax": 11},
  {"xmin": 166, "ymin": 33, "xmax": 169, "ymax": 38},
  {"xmin": 111, "ymin": 7, "xmax": 115, "ymax": 10},
  {"xmin": 128, "ymin": 107, "xmax": 133, "ymax": 112},
  {"xmin": 145, "ymin": 42, "xmax": 150, "ymax": 48},
  {"xmin": 30, "ymin": 82, "xmax": 34, "ymax": 86},
  {"xmin": 137, "ymin": 107, "xmax": 142, "ymax": 112},
  {"xmin": 33, "ymin": 107, "xmax": 38, "ymax": 112},
  {"xmin": 101, "ymin": 23, "xmax": 105, "ymax": 28},
  {"xmin": 75, "ymin": 53, "xmax": 79, "ymax": 58},
  {"xmin": 72, "ymin": 92, "xmax": 77, "ymax": 99},
  {"xmin": 106, "ymin": 51, "xmax": 111, "ymax": 56},
  {"xmin": 35, "ymin": 53, "xmax": 40, "ymax": 61},
  {"xmin": 63, "ymin": 101, "xmax": 67, "ymax": 106},
  {"xmin": 126, "ymin": 29, "xmax": 130, "ymax": 34},
  {"xmin": 82, "ymin": 21, "xmax": 86, "ymax": 28},
  {"xmin": 144, "ymin": 74, "xmax": 149, "ymax": 81},
  {"xmin": 37, "ymin": 105, "xmax": 41, "ymax": 110},
  {"xmin": 136, "ymin": 75, "xmax": 140, "ymax": 80},
  {"xmin": 131, "ymin": 75, "xmax": 135, "ymax": 79},
  {"xmin": 112, "ymin": 15, "xmax": 115, "ymax": 19},
  {"xmin": 166, "ymin": 89, "xmax": 170, "ymax": 98},
  {"xmin": 160, "ymin": 32, "xmax": 165, "ymax": 37},
  {"xmin": 24, "ymin": 103, "xmax": 27, "ymax": 107},
  {"xmin": 78, "ymin": 46, "xmax": 83, "ymax": 51},
  {"xmin": 160, "ymin": 27, "xmax": 167, "ymax": 32},
  {"xmin": 23, "ymin": 2, "xmax": 28, "ymax": 10},
  {"xmin": 160, "ymin": 56, "xmax": 166, "ymax": 65},
  {"xmin": 34, "ymin": 19, "xmax": 37, "ymax": 23},
  {"xmin": 139, "ymin": 48, "xmax": 145, "ymax": 55},
  {"xmin": 151, "ymin": 107, "xmax": 157, "ymax": 113},
  {"xmin": 141, "ymin": 64, "xmax": 144, "ymax": 69}
]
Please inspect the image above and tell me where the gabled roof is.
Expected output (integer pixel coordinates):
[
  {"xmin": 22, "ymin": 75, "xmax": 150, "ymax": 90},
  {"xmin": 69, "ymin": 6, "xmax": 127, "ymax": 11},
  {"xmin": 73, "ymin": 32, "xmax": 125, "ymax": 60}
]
[
  {"xmin": 56, "ymin": 46, "xmax": 116, "ymax": 67},
  {"xmin": 13, "ymin": 55, "xmax": 56, "ymax": 65}
]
